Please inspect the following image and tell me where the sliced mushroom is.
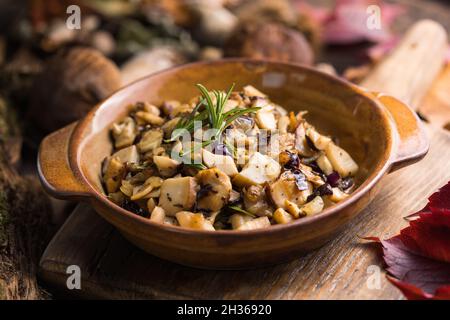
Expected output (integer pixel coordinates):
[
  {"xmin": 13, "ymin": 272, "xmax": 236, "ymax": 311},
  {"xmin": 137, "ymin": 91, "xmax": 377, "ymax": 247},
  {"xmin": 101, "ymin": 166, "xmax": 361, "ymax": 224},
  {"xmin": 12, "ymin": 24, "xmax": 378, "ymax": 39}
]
[
  {"xmin": 243, "ymin": 85, "xmax": 266, "ymax": 98},
  {"xmin": 299, "ymin": 163, "xmax": 325, "ymax": 186},
  {"xmin": 153, "ymin": 155, "xmax": 180, "ymax": 178},
  {"xmin": 137, "ymin": 129, "xmax": 163, "ymax": 153},
  {"xmin": 111, "ymin": 145, "xmax": 140, "ymax": 164},
  {"xmin": 170, "ymin": 103, "xmax": 195, "ymax": 118},
  {"xmin": 269, "ymin": 171, "xmax": 313, "ymax": 209},
  {"xmin": 328, "ymin": 187, "xmax": 350, "ymax": 202},
  {"xmin": 103, "ymin": 157, "xmax": 126, "ymax": 193},
  {"xmin": 150, "ymin": 206, "xmax": 165, "ymax": 223},
  {"xmin": 112, "ymin": 116, "xmax": 136, "ymax": 149},
  {"xmin": 162, "ymin": 117, "xmax": 181, "ymax": 139},
  {"xmin": 108, "ymin": 191, "xmax": 125, "ymax": 205},
  {"xmin": 256, "ymin": 105, "xmax": 277, "ymax": 130},
  {"xmin": 301, "ymin": 196, "xmax": 324, "ymax": 216},
  {"xmin": 295, "ymin": 122, "xmax": 315, "ymax": 157},
  {"xmin": 284, "ymin": 199, "xmax": 302, "ymax": 218},
  {"xmin": 316, "ymin": 153, "xmax": 334, "ymax": 175},
  {"xmin": 233, "ymin": 152, "xmax": 281, "ymax": 187},
  {"xmin": 147, "ymin": 198, "xmax": 156, "ymax": 213},
  {"xmin": 164, "ymin": 216, "xmax": 178, "ymax": 226},
  {"xmin": 229, "ymin": 213, "xmax": 253, "ymax": 230},
  {"xmin": 130, "ymin": 183, "xmax": 154, "ymax": 201},
  {"xmin": 243, "ymin": 185, "xmax": 273, "ymax": 217},
  {"xmin": 274, "ymin": 104, "xmax": 288, "ymax": 117},
  {"xmin": 130, "ymin": 176, "xmax": 163, "ymax": 200},
  {"xmin": 161, "ymin": 100, "xmax": 180, "ymax": 117},
  {"xmin": 325, "ymin": 142, "xmax": 359, "ymax": 177},
  {"xmin": 135, "ymin": 111, "xmax": 164, "ymax": 126},
  {"xmin": 127, "ymin": 167, "xmax": 154, "ymax": 184},
  {"xmin": 147, "ymin": 188, "xmax": 161, "ymax": 198},
  {"xmin": 205, "ymin": 211, "xmax": 220, "ymax": 225},
  {"xmin": 237, "ymin": 216, "xmax": 271, "ymax": 230},
  {"xmin": 229, "ymin": 189, "xmax": 241, "ymax": 203},
  {"xmin": 278, "ymin": 115, "xmax": 290, "ymax": 134},
  {"xmin": 142, "ymin": 102, "xmax": 160, "ymax": 116},
  {"xmin": 225, "ymin": 128, "xmax": 248, "ymax": 146},
  {"xmin": 120, "ymin": 180, "xmax": 134, "ymax": 197},
  {"xmin": 159, "ymin": 176, "xmax": 198, "ymax": 216},
  {"xmin": 202, "ymin": 149, "xmax": 238, "ymax": 177},
  {"xmin": 277, "ymin": 132, "xmax": 296, "ymax": 154},
  {"xmin": 196, "ymin": 168, "xmax": 232, "ymax": 212},
  {"xmin": 175, "ymin": 211, "xmax": 215, "ymax": 231},
  {"xmin": 273, "ymin": 208, "xmax": 294, "ymax": 224},
  {"xmin": 305, "ymin": 126, "xmax": 332, "ymax": 150}
]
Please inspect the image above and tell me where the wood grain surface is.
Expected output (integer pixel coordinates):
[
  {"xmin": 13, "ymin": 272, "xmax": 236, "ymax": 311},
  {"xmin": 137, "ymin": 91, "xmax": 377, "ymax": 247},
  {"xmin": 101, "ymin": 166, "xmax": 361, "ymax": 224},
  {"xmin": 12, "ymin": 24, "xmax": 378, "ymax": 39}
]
[
  {"xmin": 419, "ymin": 64, "xmax": 450, "ymax": 130},
  {"xmin": 39, "ymin": 126, "xmax": 450, "ymax": 300}
]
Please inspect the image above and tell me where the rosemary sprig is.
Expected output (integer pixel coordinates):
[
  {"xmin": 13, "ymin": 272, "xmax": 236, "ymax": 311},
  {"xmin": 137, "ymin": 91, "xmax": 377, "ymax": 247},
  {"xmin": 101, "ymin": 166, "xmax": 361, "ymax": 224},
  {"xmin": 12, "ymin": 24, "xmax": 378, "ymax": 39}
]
[
  {"xmin": 195, "ymin": 83, "xmax": 261, "ymax": 140},
  {"xmin": 178, "ymin": 139, "xmax": 214, "ymax": 158},
  {"xmin": 223, "ymin": 107, "xmax": 261, "ymax": 128},
  {"xmin": 167, "ymin": 83, "xmax": 261, "ymax": 165},
  {"xmin": 228, "ymin": 205, "xmax": 256, "ymax": 218},
  {"xmin": 183, "ymin": 163, "xmax": 207, "ymax": 170},
  {"xmin": 165, "ymin": 98, "xmax": 207, "ymax": 143}
]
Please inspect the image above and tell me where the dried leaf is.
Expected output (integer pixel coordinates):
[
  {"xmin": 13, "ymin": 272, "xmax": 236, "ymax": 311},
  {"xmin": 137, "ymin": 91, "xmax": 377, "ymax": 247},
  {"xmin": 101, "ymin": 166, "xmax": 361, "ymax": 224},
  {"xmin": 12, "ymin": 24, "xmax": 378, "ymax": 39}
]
[{"xmin": 366, "ymin": 181, "xmax": 450, "ymax": 300}]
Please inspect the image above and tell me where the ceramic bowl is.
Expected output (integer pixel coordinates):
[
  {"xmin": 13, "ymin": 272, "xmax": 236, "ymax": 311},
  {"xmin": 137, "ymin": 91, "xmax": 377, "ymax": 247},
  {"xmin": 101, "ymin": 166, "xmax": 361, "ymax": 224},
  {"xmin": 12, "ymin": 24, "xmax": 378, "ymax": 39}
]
[{"xmin": 38, "ymin": 59, "xmax": 428, "ymax": 269}]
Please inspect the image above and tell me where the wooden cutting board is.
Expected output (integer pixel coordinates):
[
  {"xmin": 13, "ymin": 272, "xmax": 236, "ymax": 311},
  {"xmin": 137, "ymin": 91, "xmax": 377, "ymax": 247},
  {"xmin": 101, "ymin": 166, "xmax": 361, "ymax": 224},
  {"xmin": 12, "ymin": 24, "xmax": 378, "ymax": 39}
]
[{"xmin": 38, "ymin": 125, "xmax": 450, "ymax": 299}]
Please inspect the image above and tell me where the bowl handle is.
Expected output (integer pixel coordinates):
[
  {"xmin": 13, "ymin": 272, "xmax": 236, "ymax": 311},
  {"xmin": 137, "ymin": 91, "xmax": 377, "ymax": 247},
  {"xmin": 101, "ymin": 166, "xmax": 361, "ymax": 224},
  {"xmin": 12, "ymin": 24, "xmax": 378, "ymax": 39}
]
[
  {"xmin": 38, "ymin": 123, "xmax": 91, "ymax": 200},
  {"xmin": 372, "ymin": 92, "xmax": 429, "ymax": 172}
]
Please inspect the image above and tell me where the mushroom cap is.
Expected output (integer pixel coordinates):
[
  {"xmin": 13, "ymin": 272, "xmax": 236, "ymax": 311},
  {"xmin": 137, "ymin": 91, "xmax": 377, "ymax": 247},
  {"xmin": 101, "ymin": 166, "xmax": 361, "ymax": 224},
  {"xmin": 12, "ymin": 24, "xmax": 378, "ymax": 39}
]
[{"xmin": 29, "ymin": 47, "xmax": 121, "ymax": 133}]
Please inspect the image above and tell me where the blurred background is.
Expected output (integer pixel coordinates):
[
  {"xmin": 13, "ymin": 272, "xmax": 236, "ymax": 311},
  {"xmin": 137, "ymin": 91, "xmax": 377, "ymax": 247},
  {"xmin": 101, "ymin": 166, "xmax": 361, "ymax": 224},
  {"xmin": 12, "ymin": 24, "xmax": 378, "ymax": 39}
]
[{"xmin": 0, "ymin": 0, "xmax": 449, "ymax": 299}]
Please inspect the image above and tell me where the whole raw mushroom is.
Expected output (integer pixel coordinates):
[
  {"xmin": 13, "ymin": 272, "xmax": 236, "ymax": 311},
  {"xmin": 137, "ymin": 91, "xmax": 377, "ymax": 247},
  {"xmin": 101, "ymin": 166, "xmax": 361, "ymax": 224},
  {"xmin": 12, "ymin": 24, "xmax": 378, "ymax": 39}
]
[
  {"xmin": 189, "ymin": 1, "xmax": 238, "ymax": 46},
  {"xmin": 224, "ymin": 22, "xmax": 314, "ymax": 65},
  {"xmin": 225, "ymin": 23, "xmax": 314, "ymax": 65},
  {"xmin": 120, "ymin": 47, "xmax": 186, "ymax": 86},
  {"xmin": 29, "ymin": 47, "xmax": 121, "ymax": 133}
]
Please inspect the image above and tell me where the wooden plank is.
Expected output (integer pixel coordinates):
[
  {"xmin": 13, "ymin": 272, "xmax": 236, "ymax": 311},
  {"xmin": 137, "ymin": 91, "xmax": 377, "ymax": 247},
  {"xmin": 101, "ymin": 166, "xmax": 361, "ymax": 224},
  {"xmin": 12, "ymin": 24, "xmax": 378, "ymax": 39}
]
[
  {"xmin": 39, "ymin": 126, "xmax": 450, "ymax": 300},
  {"xmin": 419, "ymin": 64, "xmax": 450, "ymax": 130},
  {"xmin": 361, "ymin": 20, "xmax": 447, "ymax": 110}
]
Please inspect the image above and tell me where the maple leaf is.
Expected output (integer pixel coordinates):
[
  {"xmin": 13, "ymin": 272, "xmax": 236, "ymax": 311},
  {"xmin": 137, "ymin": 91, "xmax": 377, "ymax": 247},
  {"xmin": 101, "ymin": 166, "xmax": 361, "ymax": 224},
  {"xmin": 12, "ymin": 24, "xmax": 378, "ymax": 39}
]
[{"xmin": 366, "ymin": 181, "xmax": 450, "ymax": 300}]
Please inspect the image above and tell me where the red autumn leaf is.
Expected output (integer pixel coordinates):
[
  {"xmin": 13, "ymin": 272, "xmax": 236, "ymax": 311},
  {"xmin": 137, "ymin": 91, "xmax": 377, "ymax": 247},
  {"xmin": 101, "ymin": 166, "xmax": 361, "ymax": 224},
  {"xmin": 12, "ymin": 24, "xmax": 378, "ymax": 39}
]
[
  {"xmin": 294, "ymin": 0, "xmax": 404, "ymax": 45},
  {"xmin": 366, "ymin": 181, "xmax": 450, "ymax": 300},
  {"xmin": 416, "ymin": 210, "xmax": 450, "ymax": 228},
  {"xmin": 428, "ymin": 182, "xmax": 450, "ymax": 212},
  {"xmin": 400, "ymin": 215, "xmax": 450, "ymax": 263},
  {"xmin": 382, "ymin": 237, "xmax": 450, "ymax": 292},
  {"xmin": 387, "ymin": 277, "xmax": 450, "ymax": 300}
]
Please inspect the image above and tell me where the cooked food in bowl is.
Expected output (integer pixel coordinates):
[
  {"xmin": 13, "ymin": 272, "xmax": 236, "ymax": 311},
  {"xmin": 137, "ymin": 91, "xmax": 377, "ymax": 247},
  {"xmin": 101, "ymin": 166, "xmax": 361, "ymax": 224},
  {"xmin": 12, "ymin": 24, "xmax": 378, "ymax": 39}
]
[
  {"xmin": 102, "ymin": 84, "xmax": 359, "ymax": 231},
  {"xmin": 38, "ymin": 60, "xmax": 427, "ymax": 268}
]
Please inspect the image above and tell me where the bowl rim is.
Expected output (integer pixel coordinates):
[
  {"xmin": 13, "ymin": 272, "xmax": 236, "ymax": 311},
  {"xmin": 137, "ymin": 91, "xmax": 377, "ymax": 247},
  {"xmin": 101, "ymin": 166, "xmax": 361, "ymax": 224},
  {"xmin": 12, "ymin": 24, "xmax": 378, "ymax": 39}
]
[{"xmin": 69, "ymin": 58, "xmax": 398, "ymax": 238}]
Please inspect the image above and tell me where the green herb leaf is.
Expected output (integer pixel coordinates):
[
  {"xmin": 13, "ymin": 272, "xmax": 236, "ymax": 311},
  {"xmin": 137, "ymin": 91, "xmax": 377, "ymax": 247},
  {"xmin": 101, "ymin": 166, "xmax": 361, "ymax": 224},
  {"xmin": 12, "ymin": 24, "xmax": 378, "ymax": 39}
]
[
  {"xmin": 168, "ymin": 83, "xmax": 260, "ymax": 161},
  {"xmin": 228, "ymin": 205, "xmax": 256, "ymax": 218},
  {"xmin": 183, "ymin": 163, "xmax": 207, "ymax": 171},
  {"xmin": 224, "ymin": 107, "xmax": 261, "ymax": 127}
]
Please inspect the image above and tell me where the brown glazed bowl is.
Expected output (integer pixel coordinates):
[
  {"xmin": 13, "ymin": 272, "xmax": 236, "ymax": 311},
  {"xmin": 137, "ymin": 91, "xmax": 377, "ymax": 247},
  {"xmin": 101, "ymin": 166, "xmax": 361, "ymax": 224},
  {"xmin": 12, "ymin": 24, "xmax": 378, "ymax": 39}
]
[{"xmin": 38, "ymin": 59, "xmax": 428, "ymax": 269}]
